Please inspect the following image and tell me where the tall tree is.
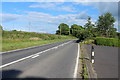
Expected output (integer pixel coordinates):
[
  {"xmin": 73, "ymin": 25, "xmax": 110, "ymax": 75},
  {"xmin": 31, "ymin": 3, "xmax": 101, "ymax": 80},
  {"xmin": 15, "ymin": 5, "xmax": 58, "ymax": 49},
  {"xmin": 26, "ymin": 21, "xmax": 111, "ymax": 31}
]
[
  {"xmin": 84, "ymin": 16, "xmax": 95, "ymax": 38},
  {"xmin": 84, "ymin": 16, "xmax": 94, "ymax": 30},
  {"xmin": 56, "ymin": 23, "xmax": 69, "ymax": 35},
  {"xmin": 96, "ymin": 12, "xmax": 115, "ymax": 37}
]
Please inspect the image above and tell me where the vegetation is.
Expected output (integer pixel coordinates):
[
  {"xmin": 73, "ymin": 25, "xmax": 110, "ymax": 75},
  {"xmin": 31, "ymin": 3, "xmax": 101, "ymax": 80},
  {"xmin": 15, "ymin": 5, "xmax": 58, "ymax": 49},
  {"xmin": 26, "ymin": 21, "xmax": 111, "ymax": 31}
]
[
  {"xmin": 56, "ymin": 12, "xmax": 119, "ymax": 47},
  {"xmin": 117, "ymin": 32, "xmax": 120, "ymax": 39},
  {"xmin": 80, "ymin": 43, "xmax": 88, "ymax": 80},
  {"xmin": 95, "ymin": 37, "xmax": 120, "ymax": 47},
  {"xmin": 1, "ymin": 12, "xmax": 119, "ymax": 52},
  {"xmin": 56, "ymin": 23, "xmax": 70, "ymax": 35},
  {"xmin": 96, "ymin": 12, "xmax": 116, "ymax": 37},
  {"xmin": 2, "ymin": 31, "xmax": 76, "ymax": 51}
]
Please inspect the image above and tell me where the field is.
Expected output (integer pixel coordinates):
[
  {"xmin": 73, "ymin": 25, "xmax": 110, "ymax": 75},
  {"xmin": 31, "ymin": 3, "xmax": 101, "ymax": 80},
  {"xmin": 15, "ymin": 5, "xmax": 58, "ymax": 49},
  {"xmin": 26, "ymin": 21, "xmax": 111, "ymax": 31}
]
[{"xmin": 2, "ymin": 31, "xmax": 76, "ymax": 51}]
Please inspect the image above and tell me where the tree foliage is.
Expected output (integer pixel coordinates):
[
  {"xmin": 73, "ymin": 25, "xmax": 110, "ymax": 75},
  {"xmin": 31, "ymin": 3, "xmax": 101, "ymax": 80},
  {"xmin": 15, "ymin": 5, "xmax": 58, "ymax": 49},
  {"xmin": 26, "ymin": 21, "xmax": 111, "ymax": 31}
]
[
  {"xmin": 70, "ymin": 24, "xmax": 84, "ymax": 37},
  {"xmin": 96, "ymin": 12, "xmax": 116, "ymax": 37},
  {"xmin": 56, "ymin": 23, "xmax": 69, "ymax": 35},
  {"xmin": 56, "ymin": 12, "xmax": 117, "ymax": 41},
  {"xmin": 84, "ymin": 16, "xmax": 95, "ymax": 38}
]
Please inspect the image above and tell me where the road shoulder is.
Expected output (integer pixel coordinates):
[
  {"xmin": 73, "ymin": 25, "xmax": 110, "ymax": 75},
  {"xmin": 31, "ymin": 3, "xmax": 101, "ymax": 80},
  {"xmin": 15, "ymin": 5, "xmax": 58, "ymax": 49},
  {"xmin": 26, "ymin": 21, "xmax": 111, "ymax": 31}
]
[{"xmin": 78, "ymin": 43, "xmax": 97, "ymax": 79}]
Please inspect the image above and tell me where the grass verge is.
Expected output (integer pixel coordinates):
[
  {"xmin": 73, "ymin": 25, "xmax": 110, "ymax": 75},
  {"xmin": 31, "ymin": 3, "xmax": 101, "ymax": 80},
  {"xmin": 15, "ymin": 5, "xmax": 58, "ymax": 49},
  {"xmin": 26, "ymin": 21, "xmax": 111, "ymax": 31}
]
[
  {"xmin": 2, "ymin": 39, "xmax": 74, "ymax": 52},
  {"xmin": 80, "ymin": 43, "xmax": 88, "ymax": 80}
]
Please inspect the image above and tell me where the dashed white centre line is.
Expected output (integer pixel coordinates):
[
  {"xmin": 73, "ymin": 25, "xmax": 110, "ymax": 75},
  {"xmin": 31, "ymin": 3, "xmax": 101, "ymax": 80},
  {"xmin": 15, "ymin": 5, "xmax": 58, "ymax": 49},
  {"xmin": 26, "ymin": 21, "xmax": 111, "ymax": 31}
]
[{"xmin": 31, "ymin": 55, "xmax": 39, "ymax": 58}]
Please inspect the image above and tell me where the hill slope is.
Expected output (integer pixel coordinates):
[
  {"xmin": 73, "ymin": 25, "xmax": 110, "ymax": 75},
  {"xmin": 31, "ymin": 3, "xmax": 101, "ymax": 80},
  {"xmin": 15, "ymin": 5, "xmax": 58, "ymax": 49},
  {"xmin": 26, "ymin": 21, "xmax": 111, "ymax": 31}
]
[{"xmin": 2, "ymin": 31, "xmax": 76, "ymax": 51}]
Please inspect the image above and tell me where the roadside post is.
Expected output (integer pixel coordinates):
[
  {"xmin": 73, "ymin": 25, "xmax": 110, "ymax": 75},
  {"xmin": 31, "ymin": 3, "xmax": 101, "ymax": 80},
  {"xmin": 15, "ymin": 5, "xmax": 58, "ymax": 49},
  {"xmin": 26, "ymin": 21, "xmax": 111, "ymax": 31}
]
[{"xmin": 91, "ymin": 46, "xmax": 95, "ymax": 64}]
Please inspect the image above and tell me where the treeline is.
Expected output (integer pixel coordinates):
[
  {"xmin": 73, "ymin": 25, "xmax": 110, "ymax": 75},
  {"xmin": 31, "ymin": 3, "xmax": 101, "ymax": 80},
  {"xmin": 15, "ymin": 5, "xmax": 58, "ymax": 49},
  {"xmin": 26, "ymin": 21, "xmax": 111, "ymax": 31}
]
[{"xmin": 56, "ymin": 12, "xmax": 119, "ymax": 41}]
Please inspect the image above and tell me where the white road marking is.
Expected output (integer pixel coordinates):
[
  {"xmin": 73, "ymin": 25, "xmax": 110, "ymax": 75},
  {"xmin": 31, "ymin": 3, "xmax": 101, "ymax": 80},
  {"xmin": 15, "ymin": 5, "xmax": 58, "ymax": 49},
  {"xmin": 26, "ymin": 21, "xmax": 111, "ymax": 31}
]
[
  {"xmin": 73, "ymin": 43, "xmax": 80, "ymax": 78},
  {"xmin": 31, "ymin": 55, "xmax": 39, "ymax": 58},
  {"xmin": 0, "ymin": 40, "xmax": 73, "ymax": 68}
]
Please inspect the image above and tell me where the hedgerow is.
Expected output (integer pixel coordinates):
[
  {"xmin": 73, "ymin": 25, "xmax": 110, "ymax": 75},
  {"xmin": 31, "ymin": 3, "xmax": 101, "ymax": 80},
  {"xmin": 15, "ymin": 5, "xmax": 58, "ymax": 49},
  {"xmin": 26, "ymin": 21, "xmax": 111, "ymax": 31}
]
[{"xmin": 94, "ymin": 37, "xmax": 120, "ymax": 47}]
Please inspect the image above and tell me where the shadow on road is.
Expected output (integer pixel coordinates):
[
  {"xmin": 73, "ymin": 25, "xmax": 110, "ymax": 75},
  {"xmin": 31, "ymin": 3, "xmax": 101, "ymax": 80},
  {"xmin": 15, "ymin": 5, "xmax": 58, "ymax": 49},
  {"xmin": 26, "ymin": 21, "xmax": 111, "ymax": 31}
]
[
  {"xmin": 1, "ymin": 69, "xmax": 48, "ymax": 80},
  {"xmin": 2, "ymin": 69, "xmax": 22, "ymax": 78},
  {"xmin": 1, "ymin": 69, "xmax": 82, "ymax": 80},
  {"xmin": 75, "ymin": 40, "xmax": 80, "ymax": 43}
]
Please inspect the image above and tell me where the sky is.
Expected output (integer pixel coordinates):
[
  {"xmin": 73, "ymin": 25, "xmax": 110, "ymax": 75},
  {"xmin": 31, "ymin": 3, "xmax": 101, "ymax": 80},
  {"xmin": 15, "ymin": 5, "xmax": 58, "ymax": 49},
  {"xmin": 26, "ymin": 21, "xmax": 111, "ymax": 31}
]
[{"xmin": 1, "ymin": 1, "xmax": 119, "ymax": 33}]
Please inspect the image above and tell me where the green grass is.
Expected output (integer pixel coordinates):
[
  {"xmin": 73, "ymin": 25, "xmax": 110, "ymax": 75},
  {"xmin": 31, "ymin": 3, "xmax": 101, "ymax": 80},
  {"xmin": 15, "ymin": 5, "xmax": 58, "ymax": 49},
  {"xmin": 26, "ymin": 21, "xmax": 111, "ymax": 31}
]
[
  {"xmin": 2, "ymin": 31, "xmax": 76, "ymax": 51},
  {"xmin": 80, "ymin": 43, "xmax": 88, "ymax": 79},
  {"xmin": 80, "ymin": 42, "xmax": 88, "ymax": 80},
  {"xmin": 81, "ymin": 39, "xmax": 95, "ymax": 45}
]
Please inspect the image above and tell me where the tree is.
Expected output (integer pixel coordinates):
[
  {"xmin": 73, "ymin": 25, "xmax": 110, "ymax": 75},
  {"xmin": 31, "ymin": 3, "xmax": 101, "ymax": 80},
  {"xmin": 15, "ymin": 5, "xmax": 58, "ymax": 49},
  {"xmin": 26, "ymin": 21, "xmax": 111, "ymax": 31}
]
[
  {"xmin": 108, "ymin": 27, "xmax": 117, "ymax": 38},
  {"xmin": 96, "ymin": 12, "xmax": 115, "ymax": 37},
  {"xmin": 12, "ymin": 30, "xmax": 17, "ymax": 31},
  {"xmin": 56, "ymin": 23, "xmax": 70, "ymax": 35},
  {"xmin": 84, "ymin": 16, "xmax": 95, "ymax": 38},
  {"xmin": 70, "ymin": 24, "xmax": 84, "ymax": 37},
  {"xmin": 76, "ymin": 29, "xmax": 90, "ymax": 41},
  {"xmin": 56, "ymin": 30, "xmax": 60, "ymax": 35},
  {"xmin": 84, "ymin": 16, "xmax": 94, "ymax": 29}
]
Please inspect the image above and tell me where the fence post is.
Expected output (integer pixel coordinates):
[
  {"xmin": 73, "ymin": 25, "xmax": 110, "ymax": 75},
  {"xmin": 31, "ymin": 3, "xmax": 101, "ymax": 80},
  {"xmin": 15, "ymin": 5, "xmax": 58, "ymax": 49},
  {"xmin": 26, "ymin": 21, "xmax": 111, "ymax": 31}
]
[{"xmin": 91, "ymin": 46, "xmax": 95, "ymax": 64}]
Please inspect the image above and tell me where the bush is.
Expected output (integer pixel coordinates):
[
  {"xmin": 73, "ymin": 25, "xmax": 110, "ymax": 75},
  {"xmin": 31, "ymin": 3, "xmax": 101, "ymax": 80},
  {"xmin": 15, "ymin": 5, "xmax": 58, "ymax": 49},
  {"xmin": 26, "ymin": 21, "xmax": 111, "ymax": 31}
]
[{"xmin": 94, "ymin": 37, "xmax": 120, "ymax": 47}]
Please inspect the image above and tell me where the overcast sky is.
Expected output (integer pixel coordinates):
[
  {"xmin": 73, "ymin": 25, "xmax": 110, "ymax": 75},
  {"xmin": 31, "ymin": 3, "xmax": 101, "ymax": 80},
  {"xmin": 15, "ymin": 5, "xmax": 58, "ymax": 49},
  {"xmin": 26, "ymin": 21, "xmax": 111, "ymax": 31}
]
[{"xmin": 1, "ymin": 1, "xmax": 119, "ymax": 33}]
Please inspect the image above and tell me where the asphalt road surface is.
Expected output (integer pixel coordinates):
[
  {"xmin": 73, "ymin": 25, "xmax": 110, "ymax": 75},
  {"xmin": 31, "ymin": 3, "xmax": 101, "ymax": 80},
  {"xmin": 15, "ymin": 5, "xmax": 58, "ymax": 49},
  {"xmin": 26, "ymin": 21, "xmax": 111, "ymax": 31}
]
[
  {"xmin": 84, "ymin": 45, "xmax": 118, "ymax": 78},
  {"xmin": 0, "ymin": 39, "xmax": 80, "ymax": 79}
]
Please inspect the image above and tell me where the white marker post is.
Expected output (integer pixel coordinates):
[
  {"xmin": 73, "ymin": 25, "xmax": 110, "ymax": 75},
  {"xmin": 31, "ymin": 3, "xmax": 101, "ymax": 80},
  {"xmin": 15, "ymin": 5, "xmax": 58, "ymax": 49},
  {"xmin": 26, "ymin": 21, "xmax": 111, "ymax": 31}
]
[{"xmin": 91, "ymin": 46, "xmax": 95, "ymax": 64}]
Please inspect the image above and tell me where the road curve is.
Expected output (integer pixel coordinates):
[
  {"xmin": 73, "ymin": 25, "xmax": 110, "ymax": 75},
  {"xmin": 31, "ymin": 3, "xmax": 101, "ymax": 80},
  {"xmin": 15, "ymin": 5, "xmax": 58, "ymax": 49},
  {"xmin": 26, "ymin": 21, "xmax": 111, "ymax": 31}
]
[{"xmin": 1, "ymin": 39, "xmax": 80, "ymax": 79}]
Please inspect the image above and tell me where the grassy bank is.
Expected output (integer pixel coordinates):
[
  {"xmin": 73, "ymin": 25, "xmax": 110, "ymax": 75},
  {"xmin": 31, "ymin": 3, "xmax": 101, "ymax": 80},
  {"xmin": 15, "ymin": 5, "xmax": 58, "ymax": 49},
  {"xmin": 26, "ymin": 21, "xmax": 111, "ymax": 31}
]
[{"xmin": 2, "ymin": 31, "xmax": 76, "ymax": 52}]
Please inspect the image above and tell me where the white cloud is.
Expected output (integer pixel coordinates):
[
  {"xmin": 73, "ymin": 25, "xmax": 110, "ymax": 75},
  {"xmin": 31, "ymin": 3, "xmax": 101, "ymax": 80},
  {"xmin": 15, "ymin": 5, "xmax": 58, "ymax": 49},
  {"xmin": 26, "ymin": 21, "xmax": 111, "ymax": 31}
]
[
  {"xmin": 75, "ymin": 2, "xmax": 119, "ymax": 30},
  {"xmin": 25, "ymin": 11, "xmax": 88, "ymax": 25},
  {"xmin": 29, "ymin": 2, "xmax": 76, "ymax": 12},
  {"xmin": 29, "ymin": 2, "xmax": 56, "ymax": 8},
  {"xmin": 1, "ymin": 11, "xmax": 90, "ymax": 33},
  {"xmin": 0, "ymin": 14, "xmax": 22, "ymax": 22},
  {"xmin": 77, "ymin": 2, "xmax": 118, "ymax": 17}
]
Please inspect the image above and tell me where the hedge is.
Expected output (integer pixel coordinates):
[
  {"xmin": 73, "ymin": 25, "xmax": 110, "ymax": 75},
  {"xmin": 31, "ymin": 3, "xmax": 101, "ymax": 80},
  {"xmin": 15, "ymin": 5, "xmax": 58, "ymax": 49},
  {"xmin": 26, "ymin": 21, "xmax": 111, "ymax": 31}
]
[{"xmin": 94, "ymin": 37, "xmax": 120, "ymax": 47}]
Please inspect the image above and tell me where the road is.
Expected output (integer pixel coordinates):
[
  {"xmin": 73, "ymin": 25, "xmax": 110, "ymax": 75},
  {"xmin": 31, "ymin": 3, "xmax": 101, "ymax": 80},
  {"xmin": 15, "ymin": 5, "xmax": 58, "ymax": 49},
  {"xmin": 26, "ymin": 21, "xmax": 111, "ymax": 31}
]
[
  {"xmin": 84, "ymin": 45, "xmax": 118, "ymax": 78},
  {"xmin": 0, "ymin": 39, "xmax": 80, "ymax": 79}
]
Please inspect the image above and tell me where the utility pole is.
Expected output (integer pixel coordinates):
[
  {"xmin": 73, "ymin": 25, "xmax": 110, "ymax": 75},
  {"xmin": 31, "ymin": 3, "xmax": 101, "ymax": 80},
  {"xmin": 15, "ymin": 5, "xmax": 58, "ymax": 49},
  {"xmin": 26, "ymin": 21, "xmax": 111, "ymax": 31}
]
[
  {"xmin": 29, "ymin": 22, "xmax": 31, "ymax": 32},
  {"xmin": 13, "ymin": 24, "xmax": 14, "ymax": 30}
]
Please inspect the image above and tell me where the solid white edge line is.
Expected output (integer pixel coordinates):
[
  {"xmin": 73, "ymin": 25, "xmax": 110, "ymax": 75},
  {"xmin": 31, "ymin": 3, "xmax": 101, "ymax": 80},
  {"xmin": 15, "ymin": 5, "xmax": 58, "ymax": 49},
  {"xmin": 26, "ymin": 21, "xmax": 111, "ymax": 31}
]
[
  {"xmin": 0, "ymin": 40, "xmax": 73, "ymax": 68},
  {"xmin": 73, "ymin": 43, "xmax": 80, "ymax": 78}
]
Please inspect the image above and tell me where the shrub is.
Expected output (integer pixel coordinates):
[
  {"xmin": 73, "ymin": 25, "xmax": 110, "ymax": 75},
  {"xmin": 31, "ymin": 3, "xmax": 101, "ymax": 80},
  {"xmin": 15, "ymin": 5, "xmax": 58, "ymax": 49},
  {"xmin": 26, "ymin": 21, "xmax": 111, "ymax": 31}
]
[{"xmin": 94, "ymin": 37, "xmax": 120, "ymax": 47}]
